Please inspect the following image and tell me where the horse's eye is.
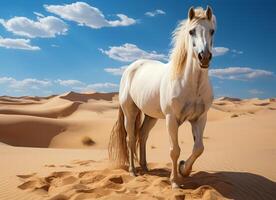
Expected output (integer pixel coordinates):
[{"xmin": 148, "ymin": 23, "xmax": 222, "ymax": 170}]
[
  {"xmin": 210, "ymin": 29, "xmax": 215, "ymax": 36},
  {"xmin": 189, "ymin": 29, "xmax": 195, "ymax": 36}
]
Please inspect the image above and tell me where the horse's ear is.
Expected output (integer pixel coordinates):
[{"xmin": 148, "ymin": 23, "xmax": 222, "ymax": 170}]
[
  {"xmin": 206, "ymin": 6, "xmax": 213, "ymax": 20},
  {"xmin": 188, "ymin": 7, "xmax": 195, "ymax": 20}
]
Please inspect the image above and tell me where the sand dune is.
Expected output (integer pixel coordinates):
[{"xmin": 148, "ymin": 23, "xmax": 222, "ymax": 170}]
[
  {"xmin": 0, "ymin": 101, "xmax": 81, "ymax": 118},
  {"xmin": 0, "ymin": 115, "xmax": 66, "ymax": 147},
  {"xmin": 0, "ymin": 92, "xmax": 118, "ymax": 148},
  {"xmin": 0, "ymin": 92, "xmax": 276, "ymax": 199},
  {"xmin": 60, "ymin": 91, "xmax": 118, "ymax": 102}
]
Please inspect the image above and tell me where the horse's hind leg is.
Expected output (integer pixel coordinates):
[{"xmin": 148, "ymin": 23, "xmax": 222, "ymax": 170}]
[
  {"xmin": 121, "ymin": 100, "xmax": 140, "ymax": 176},
  {"xmin": 139, "ymin": 115, "xmax": 157, "ymax": 171},
  {"xmin": 179, "ymin": 114, "xmax": 206, "ymax": 177}
]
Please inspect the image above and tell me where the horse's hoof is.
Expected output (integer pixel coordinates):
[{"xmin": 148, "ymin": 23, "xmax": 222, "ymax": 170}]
[
  {"xmin": 179, "ymin": 160, "xmax": 185, "ymax": 177},
  {"xmin": 129, "ymin": 171, "xmax": 137, "ymax": 177},
  {"xmin": 141, "ymin": 166, "xmax": 149, "ymax": 172},
  {"xmin": 171, "ymin": 182, "xmax": 180, "ymax": 189},
  {"xmin": 179, "ymin": 160, "xmax": 191, "ymax": 177},
  {"xmin": 179, "ymin": 160, "xmax": 185, "ymax": 167}
]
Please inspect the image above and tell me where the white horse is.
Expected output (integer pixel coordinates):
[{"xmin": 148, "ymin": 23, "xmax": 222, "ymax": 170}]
[{"xmin": 109, "ymin": 6, "xmax": 216, "ymax": 188}]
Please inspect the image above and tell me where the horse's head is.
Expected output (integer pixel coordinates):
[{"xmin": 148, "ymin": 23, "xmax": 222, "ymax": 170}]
[{"xmin": 188, "ymin": 6, "xmax": 216, "ymax": 69}]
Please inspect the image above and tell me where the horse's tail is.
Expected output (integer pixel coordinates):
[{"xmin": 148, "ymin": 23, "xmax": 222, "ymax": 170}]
[{"xmin": 108, "ymin": 106, "xmax": 141, "ymax": 167}]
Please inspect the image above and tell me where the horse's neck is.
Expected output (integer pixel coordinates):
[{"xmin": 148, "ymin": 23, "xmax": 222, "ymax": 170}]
[{"xmin": 181, "ymin": 54, "xmax": 210, "ymax": 95}]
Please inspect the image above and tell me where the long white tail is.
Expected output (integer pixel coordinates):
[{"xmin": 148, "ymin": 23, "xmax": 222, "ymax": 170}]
[{"xmin": 108, "ymin": 106, "xmax": 141, "ymax": 167}]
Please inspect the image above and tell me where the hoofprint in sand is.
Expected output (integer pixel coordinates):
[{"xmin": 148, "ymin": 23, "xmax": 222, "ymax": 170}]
[{"xmin": 0, "ymin": 92, "xmax": 276, "ymax": 199}]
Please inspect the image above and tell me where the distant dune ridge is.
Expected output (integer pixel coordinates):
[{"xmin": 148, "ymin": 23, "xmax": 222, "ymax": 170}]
[{"xmin": 0, "ymin": 92, "xmax": 276, "ymax": 199}]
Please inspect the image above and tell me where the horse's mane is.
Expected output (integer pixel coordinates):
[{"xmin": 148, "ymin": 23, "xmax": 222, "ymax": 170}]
[{"xmin": 170, "ymin": 7, "xmax": 216, "ymax": 79}]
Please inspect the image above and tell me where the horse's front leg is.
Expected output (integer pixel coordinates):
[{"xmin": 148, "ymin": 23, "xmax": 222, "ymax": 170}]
[
  {"xmin": 166, "ymin": 114, "xmax": 181, "ymax": 188},
  {"xmin": 179, "ymin": 114, "xmax": 207, "ymax": 177}
]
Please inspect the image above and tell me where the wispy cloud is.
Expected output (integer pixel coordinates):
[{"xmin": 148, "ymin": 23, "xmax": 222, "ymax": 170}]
[
  {"xmin": 104, "ymin": 66, "xmax": 127, "ymax": 76},
  {"xmin": 0, "ymin": 36, "xmax": 40, "ymax": 50},
  {"xmin": 0, "ymin": 15, "xmax": 67, "ymax": 38},
  {"xmin": 51, "ymin": 44, "xmax": 59, "ymax": 48},
  {"xmin": 33, "ymin": 12, "xmax": 45, "ymax": 18},
  {"xmin": 209, "ymin": 67, "xmax": 273, "ymax": 80},
  {"xmin": 212, "ymin": 47, "xmax": 244, "ymax": 57},
  {"xmin": 100, "ymin": 43, "xmax": 168, "ymax": 62},
  {"xmin": 56, "ymin": 79, "xmax": 84, "ymax": 87},
  {"xmin": 231, "ymin": 49, "xmax": 243, "ymax": 54},
  {"xmin": 56, "ymin": 79, "xmax": 118, "ymax": 92},
  {"xmin": 0, "ymin": 77, "xmax": 51, "ymax": 90},
  {"xmin": 44, "ymin": 2, "xmax": 136, "ymax": 29},
  {"xmin": 145, "ymin": 9, "xmax": 166, "ymax": 17},
  {"xmin": 0, "ymin": 76, "xmax": 118, "ymax": 96},
  {"xmin": 248, "ymin": 89, "xmax": 264, "ymax": 95},
  {"xmin": 212, "ymin": 47, "xmax": 229, "ymax": 57},
  {"xmin": 75, "ymin": 82, "xmax": 119, "ymax": 92}
]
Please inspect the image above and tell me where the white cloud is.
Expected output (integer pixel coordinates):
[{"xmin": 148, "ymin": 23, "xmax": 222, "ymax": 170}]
[
  {"xmin": 76, "ymin": 82, "xmax": 119, "ymax": 92},
  {"xmin": 33, "ymin": 12, "xmax": 45, "ymax": 18},
  {"xmin": 104, "ymin": 66, "xmax": 127, "ymax": 76},
  {"xmin": 145, "ymin": 9, "xmax": 166, "ymax": 17},
  {"xmin": 100, "ymin": 43, "xmax": 168, "ymax": 62},
  {"xmin": 56, "ymin": 79, "xmax": 84, "ymax": 87},
  {"xmin": 0, "ymin": 15, "xmax": 68, "ymax": 38},
  {"xmin": 209, "ymin": 67, "xmax": 273, "ymax": 80},
  {"xmin": 212, "ymin": 47, "xmax": 244, "ymax": 57},
  {"xmin": 0, "ymin": 77, "xmax": 51, "ymax": 90},
  {"xmin": 88, "ymin": 82, "xmax": 118, "ymax": 89},
  {"xmin": 108, "ymin": 14, "xmax": 136, "ymax": 27},
  {"xmin": 212, "ymin": 47, "xmax": 229, "ymax": 57},
  {"xmin": 13, "ymin": 79, "xmax": 51, "ymax": 90},
  {"xmin": 51, "ymin": 44, "xmax": 59, "ymax": 48},
  {"xmin": 0, "ymin": 76, "xmax": 119, "ymax": 95},
  {"xmin": 0, "ymin": 77, "xmax": 15, "ymax": 85},
  {"xmin": 231, "ymin": 49, "xmax": 243, "ymax": 54},
  {"xmin": 4, "ymin": 78, "xmax": 117, "ymax": 91},
  {"xmin": 44, "ymin": 2, "xmax": 136, "ymax": 29},
  {"xmin": 56, "ymin": 79, "xmax": 119, "ymax": 92},
  {"xmin": 0, "ymin": 36, "xmax": 40, "ymax": 50},
  {"xmin": 248, "ymin": 89, "xmax": 264, "ymax": 95}
]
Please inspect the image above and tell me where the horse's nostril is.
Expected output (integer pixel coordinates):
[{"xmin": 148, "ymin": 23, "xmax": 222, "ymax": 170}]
[
  {"xmin": 209, "ymin": 53, "xmax": 212, "ymax": 60},
  {"xmin": 198, "ymin": 53, "xmax": 203, "ymax": 61}
]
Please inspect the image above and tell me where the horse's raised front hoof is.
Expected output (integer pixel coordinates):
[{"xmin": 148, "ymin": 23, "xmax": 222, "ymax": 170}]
[{"xmin": 179, "ymin": 160, "xmax": 191, "ymax": 177}]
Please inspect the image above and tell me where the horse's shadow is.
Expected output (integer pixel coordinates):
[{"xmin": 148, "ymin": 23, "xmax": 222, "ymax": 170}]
[{"xmin": 141, "ymin": 168, "xmax": 276, "ymax": 200}]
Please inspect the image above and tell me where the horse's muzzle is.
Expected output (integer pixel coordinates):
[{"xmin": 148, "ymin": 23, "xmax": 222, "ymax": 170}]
[
  {"xmin": 198, "ymin": 51, "xmax": 212, "ymax": 69},
  {"xmin": 200, "ymin": 64, "xmax": 209, "ymax": 69}
]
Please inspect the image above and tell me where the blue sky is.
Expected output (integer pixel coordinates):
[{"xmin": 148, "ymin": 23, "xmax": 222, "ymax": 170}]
[{"xmin": 0, "ymin": 0, "xmax": 275, "ymax": 98}]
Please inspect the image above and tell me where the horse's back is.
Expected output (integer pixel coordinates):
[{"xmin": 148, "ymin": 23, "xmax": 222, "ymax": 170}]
[{"xmin": 119, "ymin": 59, "xmax": 167, "ymax": 119}]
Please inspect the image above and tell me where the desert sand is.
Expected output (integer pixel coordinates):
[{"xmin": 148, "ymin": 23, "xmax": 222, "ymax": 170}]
[{"xmin": 0, "ymin": 92, "xmax": 276, "ymax": 200}]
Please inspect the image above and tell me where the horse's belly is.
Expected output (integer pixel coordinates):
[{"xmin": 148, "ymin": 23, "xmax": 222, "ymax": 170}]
[
  {"xmin": 140, "ymin": 98, "xmax": 165, "ymax": 119},
  {"xmin": 130, "ymin": 82, "xmax": 165, "ymax": 119},
  {"xmin": 128, "ymin": 61, "xmax": 166, "ymax": 119},
  {"xmin": 131, "ymin": 89, "xmax": 165, "ymax": 119}
]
